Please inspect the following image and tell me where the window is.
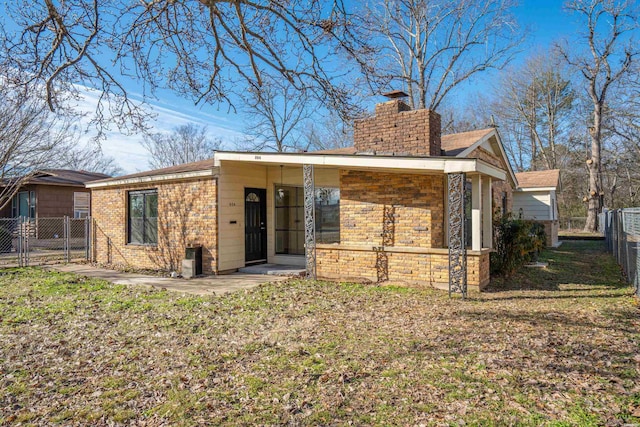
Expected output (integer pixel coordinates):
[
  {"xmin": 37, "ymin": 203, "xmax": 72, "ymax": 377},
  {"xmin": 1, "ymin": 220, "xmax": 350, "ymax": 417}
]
[
  {"xmin": 502, "ymin": 192, "xmax": 508, "ymax": 215},
  {"xmin": 315, "ymin": 188, "xmax": 340, "ymax": 244},
  {"xmin": 275, "ymin": 186, "xmax": 304, "ymax": 255},
  {"xmin": 74, "ymin": 192, "xmax": 90, "ymax": 218},
  {"xmin": 275, "ymin": 185, "xmax": 340, "ymax": 255},
  {"xmin": 128, "ymin": 190, "xmax": 158, "ymax": 244}
]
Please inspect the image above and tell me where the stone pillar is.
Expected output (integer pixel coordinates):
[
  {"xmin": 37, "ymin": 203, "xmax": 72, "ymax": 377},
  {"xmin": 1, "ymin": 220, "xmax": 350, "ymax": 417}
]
[
  {"xmin": 448, "ymin": 172, "xmax": 467, "ymax": 298},
  {"xmin": 303, "ymin": 164, "xmax": 316, "ymax": 280}
]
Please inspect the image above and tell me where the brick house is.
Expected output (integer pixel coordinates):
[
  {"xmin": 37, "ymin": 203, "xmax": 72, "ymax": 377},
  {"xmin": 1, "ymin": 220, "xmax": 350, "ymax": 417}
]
[
  {"xmin": 513, "ymin": 169, "xmax": 561, "ymax": 247},
  {"xmin": 87, "ymin": 160, "xmax": 217, "ymax": 273},
  {"xmin": 88, "ymin": 94, "xmax": 519, "ymax": 292},
  {"xmin": 0, "ymin": 169, "xmax": 110, "ymax": 219}
]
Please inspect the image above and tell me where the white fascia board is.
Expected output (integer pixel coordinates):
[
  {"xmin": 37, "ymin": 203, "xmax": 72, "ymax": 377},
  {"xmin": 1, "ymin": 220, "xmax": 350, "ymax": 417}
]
[
  {"xmin": 493, "ymin": 130, "xmax": 518, "ymax": 187},
  {"xmin": 516, "ymin": 186, "xmax": 556, "ymax": 192},
  {"xmin": 457, "ymin": 130, "xmax": 495, "ymax": 158},
  {"xmin": 86, "ymin": 168, "xmax": 218, "ymax": 189},
  {"xmin": 457, "ymin": 129, "xmax": 517, "ymax": 187},
  {"xmin": 215, "ymin": 151, "xmax": 445, "ymax": 170},
  {"xmin": 214, "ymin": 152, "xmax": 507, "ymax": 179},
  {"xmin": 475, "ymin": 161, "xmax": 507, "ymax": 180}
]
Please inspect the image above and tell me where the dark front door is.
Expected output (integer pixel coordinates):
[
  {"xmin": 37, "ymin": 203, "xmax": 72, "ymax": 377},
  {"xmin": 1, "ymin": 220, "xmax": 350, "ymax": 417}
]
[{"xmin": 245, "ymin": 188, "xmax": 267, "ymax": 264}]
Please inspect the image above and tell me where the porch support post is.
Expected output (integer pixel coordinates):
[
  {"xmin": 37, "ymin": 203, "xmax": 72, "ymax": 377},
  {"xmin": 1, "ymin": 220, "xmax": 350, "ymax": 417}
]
[
  {"xmin": 448, "ymin": 172, "xmax": 467, "ymax": 298},
  {"xmin": 471, "ymin": 175, "xmax": 482, "ymax": 252},
  {"xmin": 303, "ymin": 164, "xmax": 317, "ymax": 280},
  {"xmin": 482, "ymin": 177, "xmax": 493, "ymax": 249}
]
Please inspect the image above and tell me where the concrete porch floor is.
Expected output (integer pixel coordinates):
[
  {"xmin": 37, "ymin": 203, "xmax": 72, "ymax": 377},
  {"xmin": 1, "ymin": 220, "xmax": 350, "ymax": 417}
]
[{"xmin": 49, "ymin": 264, "xmax": 289, "ymax": 296}]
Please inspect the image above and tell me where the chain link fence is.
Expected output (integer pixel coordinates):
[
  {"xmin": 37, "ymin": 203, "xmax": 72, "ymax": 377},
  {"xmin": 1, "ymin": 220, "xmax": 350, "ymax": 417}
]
[
  {"xmin": 0, "ymin": 216, "xmax": 90, "ymax": 267},
  {"xmin": 601, "ymin": 208, "xmax": 640, "ymax": 297},
  {"xmin": 559, "ymin": 217, "xmax": 587, "ymax": 232}
]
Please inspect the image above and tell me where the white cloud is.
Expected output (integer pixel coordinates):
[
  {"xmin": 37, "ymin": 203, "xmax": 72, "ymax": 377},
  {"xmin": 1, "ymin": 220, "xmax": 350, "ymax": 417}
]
[{"xmin": 74, "ymin": 88, "xmax": 246, "ymax": 174}]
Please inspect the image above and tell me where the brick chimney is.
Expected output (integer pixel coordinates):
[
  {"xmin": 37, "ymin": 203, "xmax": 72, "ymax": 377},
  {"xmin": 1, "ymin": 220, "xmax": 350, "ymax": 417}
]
[{"xmin": 353, "ymin": 91, "xmax": 442, "ymax": 156}]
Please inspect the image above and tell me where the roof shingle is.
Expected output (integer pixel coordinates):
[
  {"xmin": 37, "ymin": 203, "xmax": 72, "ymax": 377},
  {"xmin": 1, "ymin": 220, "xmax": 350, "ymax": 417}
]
[
  {"xmin": 310, "ymin": 128, "xmax": 496, "ymax": 157},
  {"xmin": 89, "ymin": 159, "xmax": 215, "ymax": 184},
  {"xmin": 28, "ymin": 169, "xmax": 110, "ymax": 186},
  {"xmin": 440, "ymin": 128, "xmax": 494, "ymax": 156},
  {"xmin": 516, "ymin": 169, "xmax": 560, "ymax": 189}
]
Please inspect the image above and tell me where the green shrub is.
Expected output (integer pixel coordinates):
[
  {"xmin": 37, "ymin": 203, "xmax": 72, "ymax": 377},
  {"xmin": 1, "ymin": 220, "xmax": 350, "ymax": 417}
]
[{"xmin": 491, "ymin": 215, "xmax": 546, "ymax": 276}]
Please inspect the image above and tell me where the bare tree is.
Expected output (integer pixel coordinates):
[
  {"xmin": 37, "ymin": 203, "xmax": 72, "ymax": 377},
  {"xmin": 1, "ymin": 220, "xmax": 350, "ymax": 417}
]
[
  {"xmin": 55, "ymin": 142, "xmax": 124, "ymax": 176},
  {"xmin": 142, "ymin": 123, "xmax": 221, "ymax": 169},
  {"xmin": 0, "ymin": 85, "xmax": 76, "ymax": 210},
  {"xmin": 0, "ymin": 0, "xmax": 356, "ymax": 134},
  {"xmin": 241, "ymin": 78, "xmax": 314, "ymax": 152},
  {"xmin": 354, "ymin": 0, "xmax": 523, "ymax": 110},
  {"xmin": 558, "ymin": 0, "xmax": 638, "ymax": 232},
  {"xmin": 489, "ymin": 51, "xmax": 576, "ymax": 172},
  {"xmin": 599, "ymin": 67, "xmax": 640, "ymax": 208},
  {"xmin": 303, "ymin": 111, "xmax": 354, "ymax": 151}
]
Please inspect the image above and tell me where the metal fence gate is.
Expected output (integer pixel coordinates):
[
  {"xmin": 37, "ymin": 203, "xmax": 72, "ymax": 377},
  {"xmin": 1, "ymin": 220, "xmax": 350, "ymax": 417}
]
[
  {"xmin": 601, "ymin": 208, "xmax": 640, "ymax": 297},
  {"xmin": 0, "ymin": 217, "xmax": 90, "ymax": 267}
]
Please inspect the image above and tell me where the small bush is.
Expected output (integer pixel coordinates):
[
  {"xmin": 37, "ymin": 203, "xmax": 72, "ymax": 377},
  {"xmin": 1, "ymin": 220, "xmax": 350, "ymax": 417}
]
[{"xmin": 491, "ymin": 215, "xmax": 546, "ymax": 276}]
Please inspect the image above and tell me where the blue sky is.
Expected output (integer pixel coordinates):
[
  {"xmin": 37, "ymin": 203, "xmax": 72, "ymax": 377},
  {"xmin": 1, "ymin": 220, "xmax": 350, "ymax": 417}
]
[
  {"xmin": 71, "ymin": 0, "xmax": 581, "ymax": 174},
  {"xmin": 79, "ymin": 89, "xmax": 245, "ymax": 173},
  {"xmin": 516, "ymin": 0, "xmax": 574, "ymax": 49}
]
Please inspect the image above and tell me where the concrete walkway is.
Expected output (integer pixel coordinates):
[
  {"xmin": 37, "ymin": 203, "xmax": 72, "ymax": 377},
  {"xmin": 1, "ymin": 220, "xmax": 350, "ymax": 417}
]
[{"xmin": 49, "ymin": 264, "xmax": 288, "ymax": 296}]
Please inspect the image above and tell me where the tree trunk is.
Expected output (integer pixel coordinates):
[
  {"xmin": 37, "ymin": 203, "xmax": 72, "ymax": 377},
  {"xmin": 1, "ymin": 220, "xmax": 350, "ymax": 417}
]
[{"xmin": 584, "ymin": 103, "xmax": 603, "ymax": 232}]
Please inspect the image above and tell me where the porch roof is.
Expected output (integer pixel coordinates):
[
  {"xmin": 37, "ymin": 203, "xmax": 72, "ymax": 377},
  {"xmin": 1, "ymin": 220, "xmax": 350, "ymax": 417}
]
[
  {"xmin": 213, "ymin": 151, "xmax": 507, "ymax": 181},
  {"xmin": 309, "ymin": 127, "xmax": 518, "ymax": 188}
]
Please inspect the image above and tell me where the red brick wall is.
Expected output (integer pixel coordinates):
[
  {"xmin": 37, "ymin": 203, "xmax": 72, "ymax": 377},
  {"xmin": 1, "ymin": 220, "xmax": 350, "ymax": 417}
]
[
  {"xmin": 354, "ymin": 100, "xmax": 442, "ymax": 156},
  {"xmin": 340, "ymin": 170, "xmax": 445, "ymax": 248},
  {"xmin": 91, "ymin": 178, "xmax": 217, "ymax": 274},
  {"xmin": 315, "ymin": 168, "xmax": 491, "ymax": 290},
  {"xmin": 316, "ymin": 248, "xmax": 490, "ymax": 290}
]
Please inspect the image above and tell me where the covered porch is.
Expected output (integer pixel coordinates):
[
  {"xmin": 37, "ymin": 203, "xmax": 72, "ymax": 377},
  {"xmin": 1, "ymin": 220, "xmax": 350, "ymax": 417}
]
[{"xmin": 214, "ymin": 151, "xmax": 505, "ymax": 294}]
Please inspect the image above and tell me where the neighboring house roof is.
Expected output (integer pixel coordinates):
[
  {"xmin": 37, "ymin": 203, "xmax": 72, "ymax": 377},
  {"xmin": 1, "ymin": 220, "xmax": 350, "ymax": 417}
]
[
  {"xmin": 87, "ymin": 159, "xmax": 216, "ymax": 188},
  {"xmin": 0, "ymin": 169, "xmax": 111, "ymax": 188},
  {"xmin": 515, "ymin": 169, "xmax": 560, "ymax": 190},
  {"xmin": 27, "ymin": 169, "xmax": 110, "ymax": 186}
]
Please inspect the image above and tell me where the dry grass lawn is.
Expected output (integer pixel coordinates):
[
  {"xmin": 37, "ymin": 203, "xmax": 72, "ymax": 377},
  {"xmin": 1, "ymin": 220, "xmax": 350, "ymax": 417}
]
[{"xmin": 1, "ymin": 241, "xmax": 639, "ymax": 426}]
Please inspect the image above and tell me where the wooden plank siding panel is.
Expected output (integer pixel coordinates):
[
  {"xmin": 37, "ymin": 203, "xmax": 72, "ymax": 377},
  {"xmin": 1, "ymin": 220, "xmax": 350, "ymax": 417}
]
[
  {"xmin": 37, "ymin": 185, "xmax": 88, "ymax": 218},
  {"xmin": 513, "ymin": 192, "xmax": 552, "ymax": 220}
]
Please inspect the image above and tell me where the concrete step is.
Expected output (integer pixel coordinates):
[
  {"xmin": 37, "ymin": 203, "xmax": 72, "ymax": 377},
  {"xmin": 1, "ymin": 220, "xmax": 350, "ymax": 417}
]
[{"xmin": 239, "ymin": 264, "xmax": 306, "ymax": 277}]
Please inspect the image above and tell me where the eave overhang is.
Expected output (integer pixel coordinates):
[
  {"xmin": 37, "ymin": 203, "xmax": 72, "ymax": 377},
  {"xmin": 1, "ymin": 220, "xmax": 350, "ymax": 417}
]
[
  {"xmin": 516, "ymin": 186, "xmax": 557, "ymax": 192},
  {"xmin": 213, "ymin": 151, "xmax": 507, "ymax": 181},
  {"xmin": 86, "ymin": 169, "xmax": 218, "ymax": 189}
]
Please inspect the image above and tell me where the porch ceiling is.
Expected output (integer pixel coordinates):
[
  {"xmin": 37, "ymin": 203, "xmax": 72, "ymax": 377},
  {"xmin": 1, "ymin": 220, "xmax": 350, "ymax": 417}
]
[{"xmin": 213, "ymin": 152, "xmax": 507, "ymax": 181}]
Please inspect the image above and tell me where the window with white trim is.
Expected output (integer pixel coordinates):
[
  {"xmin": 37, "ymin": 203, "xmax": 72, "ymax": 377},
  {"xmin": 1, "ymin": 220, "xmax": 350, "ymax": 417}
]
[{"xmin": 74, "ymin": 192, "xmax": 90, "ymax": 218}]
